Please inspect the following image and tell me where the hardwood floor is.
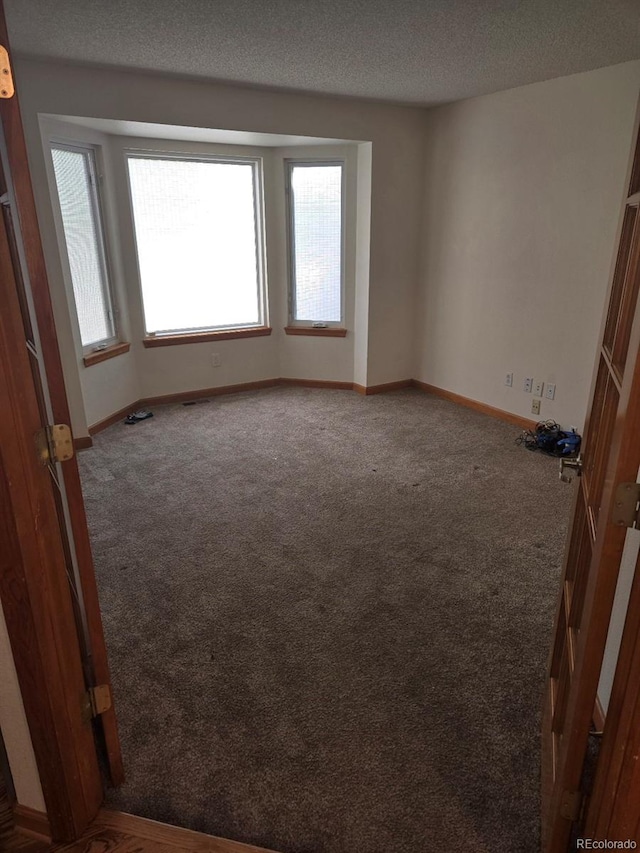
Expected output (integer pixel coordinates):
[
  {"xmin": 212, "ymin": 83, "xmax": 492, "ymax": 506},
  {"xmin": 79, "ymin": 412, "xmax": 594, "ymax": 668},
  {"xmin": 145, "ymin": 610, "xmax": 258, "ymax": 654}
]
[
  {"xmin": 6, "ymin": 834, "xmax": 45, "ymax": 852},
  {"xmin": 10, "ymin": 810, "xmax": 278, "ymax": 853}
]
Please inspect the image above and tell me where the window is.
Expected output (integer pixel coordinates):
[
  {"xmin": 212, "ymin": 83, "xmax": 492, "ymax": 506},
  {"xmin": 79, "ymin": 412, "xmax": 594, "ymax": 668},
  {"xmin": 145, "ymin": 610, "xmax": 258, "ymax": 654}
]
[
  {"xmin": 126, "ymin": 154, "xmax": 265, "ymax": 337},
  {"xmin": 287, "ymin": 162, "xmax": 344, "ymax": 325},
  {"xmin": 51, "ymin": 144, "xmax": 117, "ymax": 350}
]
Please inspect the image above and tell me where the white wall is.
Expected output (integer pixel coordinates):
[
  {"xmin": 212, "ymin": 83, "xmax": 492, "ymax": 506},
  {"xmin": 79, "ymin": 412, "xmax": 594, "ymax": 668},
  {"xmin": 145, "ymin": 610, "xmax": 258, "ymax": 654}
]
[
  {"xmin": 6, "ymin": 54, "xmax": 640, "ymax": 814},
  {"xmin": 38, "ymin": 125, "xmax": 364, "ymax": 416},
  {"xmin": 17, "ymin": 58, "xmax": 427, "ymax": 421},
  {"xmin": 415, "ymin": 60, "xmax": 640, "ymax": 430},
  {"xmin": 39, "ymin": 117, "xmax": 141, "ymax": 433},
  {"xmin": 114, "ymin": 138, "xmax": 360, "ymax": 394},
  {"xmin": 272, "ymin": 144, "xmax": 358, "ymax": 382},
  {"xmin": 108, "ymin": 135, "xmax": 281, "ymax": 402},
  {"xmin": 353, "ymin": 143, "xmax": 373, "ymax": 387},
  {"xmin": 0, "ymin": 604, "xmax": 45, "ymax": 812},
  {"xmin": 5, "ymin": 60, "xmax": 424, "ymax": 808},
  {"xmin": 29, "ymin": 59, "xmax": 640, "ymax": 431}
]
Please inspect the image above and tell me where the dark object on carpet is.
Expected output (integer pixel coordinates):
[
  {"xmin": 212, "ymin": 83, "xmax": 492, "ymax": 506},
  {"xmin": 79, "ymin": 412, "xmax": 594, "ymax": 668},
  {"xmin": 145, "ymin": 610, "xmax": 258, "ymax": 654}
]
[
  {"xmin": 516, "ymin": 419, "xmax": 581, "ymax": 457},
  {"xmin": 79, "ymin": 387, "xmax": 572, "ymax": 853},
  {"xmin": 124, "ymin": 410, "xmax": 154, "ymax": 425}
]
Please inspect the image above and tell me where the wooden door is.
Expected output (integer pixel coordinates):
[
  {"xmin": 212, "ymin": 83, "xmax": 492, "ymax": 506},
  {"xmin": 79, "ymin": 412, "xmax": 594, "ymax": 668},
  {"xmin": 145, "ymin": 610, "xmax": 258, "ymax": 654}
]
[
  {"xmin": 584, "ymin": 545, "xmax": 640, "ymax": 838},
  {"xmin": 0, "ymin": 5, "xmax": 123, "ymax": 841},
  {"xmin": 541, "ymin": 114, "xmax": 640, "ymax": 850}
]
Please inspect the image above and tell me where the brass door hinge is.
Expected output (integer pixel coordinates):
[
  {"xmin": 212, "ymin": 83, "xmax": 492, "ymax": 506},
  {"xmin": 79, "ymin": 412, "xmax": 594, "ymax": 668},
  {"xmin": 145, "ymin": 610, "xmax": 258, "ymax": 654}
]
[
  {"xmin": 0, "ymin": 46, "xmax": 14, "ymax": 99},
  {"xmin": 81, "ymin": 684, "xmax": 112, "ymax": 722},
  {"xmin": 612, "ymin": 482, "xmax": 640, "ymax": 529},
  {"xmin": 560, "ymin": 789, "xmax": 583, "ymax": 822},
  {"xmin": 35, "ymin": 424, "xmax": 74, "ymax": 465}
]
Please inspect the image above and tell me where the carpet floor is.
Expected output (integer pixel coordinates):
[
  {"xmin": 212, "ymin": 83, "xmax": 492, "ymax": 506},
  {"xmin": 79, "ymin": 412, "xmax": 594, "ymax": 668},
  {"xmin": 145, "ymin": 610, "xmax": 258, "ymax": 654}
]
[{"xmin": 79, "ymin": 387, "xmax": 572, "ymax": 853}]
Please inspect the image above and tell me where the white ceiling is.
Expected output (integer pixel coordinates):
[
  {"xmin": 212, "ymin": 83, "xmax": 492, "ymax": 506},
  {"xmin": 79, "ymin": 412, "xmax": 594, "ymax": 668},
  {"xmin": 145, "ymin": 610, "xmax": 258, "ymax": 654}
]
[{"xmin": 6, "ymin": 0, "xmax": 640, "ymax": 106}]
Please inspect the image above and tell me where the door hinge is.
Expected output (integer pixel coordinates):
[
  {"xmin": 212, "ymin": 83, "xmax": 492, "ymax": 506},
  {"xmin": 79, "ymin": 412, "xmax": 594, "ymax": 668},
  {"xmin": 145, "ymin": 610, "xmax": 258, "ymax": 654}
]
[
  {"xmin": 81, "ymin": 684, "xmax": 112, "ymax": 722},
  {"xmin": 0, "ymin": 46, "xmax": 14, "ymax": 99},
  {"xmin": 612, "ymin": 482, "xmax": 640, "ymax": 529},
  {"xmin": 560, "ymin": 789, "xmax": 583, "ymax": 822},
  {"xmin": 35, "ymin": 424, "xmax": 74, "ymax": 465}
]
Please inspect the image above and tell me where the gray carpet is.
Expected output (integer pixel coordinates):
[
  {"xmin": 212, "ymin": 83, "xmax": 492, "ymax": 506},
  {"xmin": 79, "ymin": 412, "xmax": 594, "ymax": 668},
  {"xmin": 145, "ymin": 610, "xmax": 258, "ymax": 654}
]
[{"xmin": 79, "ymin": 387, "xmax": 572, "ymax": 853}]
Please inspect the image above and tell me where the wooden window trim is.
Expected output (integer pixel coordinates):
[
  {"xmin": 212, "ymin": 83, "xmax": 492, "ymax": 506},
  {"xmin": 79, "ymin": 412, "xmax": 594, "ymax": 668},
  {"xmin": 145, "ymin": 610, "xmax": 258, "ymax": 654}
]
[
  {"xmin": 284, "ymin": 326, "xmax": 347, "ymax": 338},
  {"xmin": 143, "ymin": 327, "xmax": 272, "ymax": 347},
  {"xmin": 83, "ymin": 341, "xmax": 130, "ymax": 367}
]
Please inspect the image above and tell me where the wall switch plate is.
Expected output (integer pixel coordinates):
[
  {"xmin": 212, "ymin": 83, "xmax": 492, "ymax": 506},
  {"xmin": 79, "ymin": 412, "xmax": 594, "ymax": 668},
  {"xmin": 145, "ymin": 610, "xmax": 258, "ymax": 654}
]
[
  {"xmin": 545, "ymin": 383, "xmax": 556, "ymax": 400},
  {"xmin": 532, "ymin": 398, "xmax": 541, "ymax": 415},
  {"xmin": 524, "ymin": 378, "xmax": 533, "ymax": 393},
  {"xmin": 533, "ymin": 380, "xmax": 544, "ymax": 397},
  {"xmin": 505, "ymin": 372, "xmax": 513, "ymax": 387},
  {"xmin": 211, "ymin": 353, "xmax": 221, "ymax": 367}
]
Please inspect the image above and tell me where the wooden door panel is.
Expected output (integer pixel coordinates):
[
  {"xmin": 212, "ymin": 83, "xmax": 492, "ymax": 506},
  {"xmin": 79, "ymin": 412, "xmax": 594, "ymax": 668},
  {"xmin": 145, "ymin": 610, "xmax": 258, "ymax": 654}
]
[
  {"xmin": 586, "ymin": 544, "xmax": 640, "ymax": 838},
  {"xmin": 603, "ymin": 205, "xmax": 637, "ymax": 360},
  {"xmin": 0, "ymin": 183, "xmax": 103, "ymax": 839},
  {"xmin": 551, "ymin": 646, "xmax": 571, "ymax": 736},
  {"xmin": 567, "ymin": 506, "xmax": 592, "ymax": 633},
  {"xmin": 630, "ymin": 130, "xmax": 640, "ymax": 197},
  {"xmin": 2, "ymin": 156, "xmax": 96, "ymax": 686},
  {"xmin": 583, "ymin": 356, "xmax": 619, "ymax": 529},
  {"xmin": 608, "ymin": 671, "xmax": 640, "ymax": 837},
  {"xmin": 0, "ymin": 2, "xmax": 123, "ymax": 792},
  {"xmin": 0, "ymin": 197, "xmax": 34, "ymax": 344},
  {"xmin": 0, "ymin": 1, "xmax": 124, "ymax": 839},
  {"xmin": 550, "ymin": 595, "xmax": 567, "ymax": 681},
  {"xmin": 542, "ymin": 107, "xmax": 640, "ymax": 850},
  {"xmin": 612, "ymin": 216, "xmax": 640, "ymax": 375}
]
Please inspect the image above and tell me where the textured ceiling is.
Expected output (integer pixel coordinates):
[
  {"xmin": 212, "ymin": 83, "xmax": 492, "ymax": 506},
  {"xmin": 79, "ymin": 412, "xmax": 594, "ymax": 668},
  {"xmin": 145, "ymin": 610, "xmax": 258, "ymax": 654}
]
[{"xmin": 5, "ymin": 0, "xmax": 640, "ymax": 105}]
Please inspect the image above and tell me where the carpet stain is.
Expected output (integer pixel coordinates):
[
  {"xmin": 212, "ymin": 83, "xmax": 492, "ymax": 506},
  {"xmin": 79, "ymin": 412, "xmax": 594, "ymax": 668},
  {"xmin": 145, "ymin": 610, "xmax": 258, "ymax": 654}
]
[{"xmin": 79, "ymin": 387, "xmax": 572, "ymax": 853}]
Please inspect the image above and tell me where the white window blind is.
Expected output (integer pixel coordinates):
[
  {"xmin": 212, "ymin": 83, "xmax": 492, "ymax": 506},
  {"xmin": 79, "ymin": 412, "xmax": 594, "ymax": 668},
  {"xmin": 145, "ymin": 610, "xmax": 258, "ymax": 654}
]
[
  {"xmin": 289, "ymin": 163, "xmax": 343, "ymax": 324},
  {"xmin": 51, "ymin": 146, "xmax": 115, "ymax": 348},
  {"xmin": 126, "ymin": 156, "xmax": 263, "ymax": 335}
]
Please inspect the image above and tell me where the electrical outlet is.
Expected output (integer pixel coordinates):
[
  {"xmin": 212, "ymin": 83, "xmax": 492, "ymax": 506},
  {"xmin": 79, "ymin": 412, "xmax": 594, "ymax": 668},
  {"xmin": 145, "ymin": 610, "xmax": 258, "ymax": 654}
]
[
  {"xmin": 545, "ymin": 383, "xmax": 556, "ymax": 400},
  {"xmin": 533, "ymin": 379, "xmax": 544, "ymax": 397},
  {"xmin": 532, "ymin": 398, "xmax": 541, "ymax": 415},
  {"xmin": 505, "ymin": 372, "xmax": 513, "ymax": 387},
  {"xmin": 211, "ymin": 353, "xmax": 221, "ymax": 367},
  {"xmin": 524, "ymin": 378, "xmax": 533, "ymax": 393}
]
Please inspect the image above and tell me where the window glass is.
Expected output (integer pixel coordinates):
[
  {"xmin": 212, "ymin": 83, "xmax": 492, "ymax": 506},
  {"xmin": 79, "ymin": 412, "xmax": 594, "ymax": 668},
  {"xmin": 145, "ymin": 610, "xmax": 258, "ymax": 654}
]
[
  {"xmin": 127, "ymin": 156, "xmax": 263, "ymax": 335},
  {"xmin": 289, "ymin": 164, "xmax": 343, "ymax": 324},
  {"xmin": 51, "ymin": 147, "xmax": 115, "ymax": 348}
]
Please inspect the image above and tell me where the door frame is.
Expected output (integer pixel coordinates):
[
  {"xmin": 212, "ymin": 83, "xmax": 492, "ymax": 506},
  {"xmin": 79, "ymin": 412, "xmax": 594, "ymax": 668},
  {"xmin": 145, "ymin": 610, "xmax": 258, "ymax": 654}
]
[
  {"xmin": 0, "ymin": 119, "xmax": 103, "ymax": 840},
  {"xmin": 541, "ymin": 101, "xmax": 640, "ymax": 849},
  {"xmin": 585, "ymin": 545, "xmax": 640, "ymax": 836},
  {"xmin": 2, "ymin": 8, "xmax": 640, "ymax": 851},
  {"xmin": 0, "ymin": 7, "xmax": 121, "ymax": 842},
  {"xmin": 0, "ymin": 6, "xmax": 122, "ymax": 791}
]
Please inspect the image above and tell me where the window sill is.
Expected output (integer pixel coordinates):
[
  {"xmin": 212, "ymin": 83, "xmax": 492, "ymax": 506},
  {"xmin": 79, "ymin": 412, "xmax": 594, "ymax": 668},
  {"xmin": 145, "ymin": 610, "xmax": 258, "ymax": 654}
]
[
  {"xmin": 284, "ymin": 326, "xmax": 347, "ymax": 338},
  {"xmin": 83, "ymin": 342, "xmax": 130, "ymax": 367},
  {"xmin": 143, "ymin": 327, "xmax": 272, "ymax": 347}
]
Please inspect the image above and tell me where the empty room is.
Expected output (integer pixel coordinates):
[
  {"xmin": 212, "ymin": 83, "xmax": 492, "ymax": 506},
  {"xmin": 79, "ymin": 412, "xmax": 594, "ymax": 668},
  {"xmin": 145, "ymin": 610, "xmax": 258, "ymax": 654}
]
[{"xmin": 1, "ymin": 2, "xmax": 640, "ymax": 853}]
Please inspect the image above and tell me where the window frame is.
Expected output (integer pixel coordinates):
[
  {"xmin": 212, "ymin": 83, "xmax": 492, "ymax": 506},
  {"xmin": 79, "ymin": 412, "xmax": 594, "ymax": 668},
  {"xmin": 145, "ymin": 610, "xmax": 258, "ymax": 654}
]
[
  {"xmin": 124, "ymin": 150, "xmax": 268, "ymax": 339},
  {"xmin": 285, "ymin": 159, "xmax": 346, "ymax": 330},
  {"xmin": 49, "ymin": 141, "xmax": 120, "ymax": 355}
]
